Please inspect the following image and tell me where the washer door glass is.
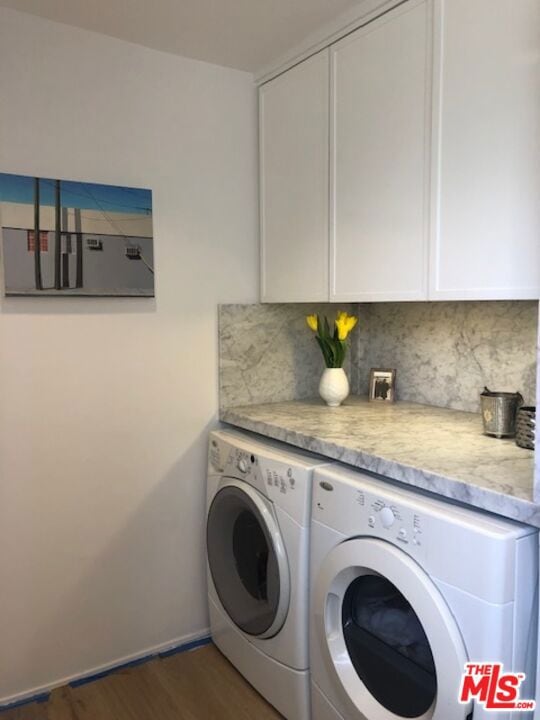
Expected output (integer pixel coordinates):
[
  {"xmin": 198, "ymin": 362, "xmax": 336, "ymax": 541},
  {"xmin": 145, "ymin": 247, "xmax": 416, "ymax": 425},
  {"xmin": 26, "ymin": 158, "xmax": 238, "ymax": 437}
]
[
  {"xmin": 342, "ymin": 574, "xmax": 436, "ymax": 718},
  {"xmin": 207, "ymin": 483, "xmax": 286, "ymax": 636}
]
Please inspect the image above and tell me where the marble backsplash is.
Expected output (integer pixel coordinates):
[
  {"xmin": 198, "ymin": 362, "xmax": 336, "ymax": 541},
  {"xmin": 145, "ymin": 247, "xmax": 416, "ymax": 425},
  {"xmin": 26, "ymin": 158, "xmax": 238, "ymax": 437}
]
[
  {"xmin": 354, "ymin": 301, "xmax": 538, "ymax": 413},
  {"xmin": 219, "ymin": 304, "xmax": 354, "ymax": 408},
  {"xmin": 219, "ymin": 301, "xmax": 538, "ymax": 414}
]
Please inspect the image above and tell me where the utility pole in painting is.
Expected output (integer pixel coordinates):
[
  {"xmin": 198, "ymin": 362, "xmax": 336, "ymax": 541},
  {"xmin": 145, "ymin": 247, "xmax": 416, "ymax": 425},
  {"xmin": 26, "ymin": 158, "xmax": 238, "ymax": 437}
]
[
  {"xmin": 75, "ymin": 207, "xmax": 83, "ymax": 288},
  {"xmin": 33, "ymin": 177, "xmax": 42, "ymax": 291},
  {"xmin": 54, "ymin": 179, "xmax": 61, "ymax": 290}
]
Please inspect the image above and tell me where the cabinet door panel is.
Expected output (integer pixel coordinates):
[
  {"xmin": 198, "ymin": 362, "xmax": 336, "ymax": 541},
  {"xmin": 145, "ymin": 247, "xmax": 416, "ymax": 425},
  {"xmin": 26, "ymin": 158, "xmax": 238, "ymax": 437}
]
[
  {"xmin": 331, "ymin": 0, "xmax": 430, "ymax": 302},
  {"xmin": 260, "ymin": 50, "xmax": 329, "ymax": 302},
  {"xmin": 430, "ymin": 0, "xmax": 540, "ymax": 300}
]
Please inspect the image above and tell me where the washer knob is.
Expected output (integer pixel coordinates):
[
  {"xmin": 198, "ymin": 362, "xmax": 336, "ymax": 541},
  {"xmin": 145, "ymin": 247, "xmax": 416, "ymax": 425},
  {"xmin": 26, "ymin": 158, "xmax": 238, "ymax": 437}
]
[
  {"xmin": 379, "ymin": 506, "xmax": 395, "ymax": 528},
  {"xmin": 237, "ymin": 458, "xmax": 248, "ymax": 473}
]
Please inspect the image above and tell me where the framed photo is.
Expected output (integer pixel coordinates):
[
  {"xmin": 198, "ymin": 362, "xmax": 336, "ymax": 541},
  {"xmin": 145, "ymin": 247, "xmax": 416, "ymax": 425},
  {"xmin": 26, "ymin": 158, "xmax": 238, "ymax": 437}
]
[
  {"xmin": 0, "ymin": 171, "xmax": 154, "ymax": 297},
  {"xmin": 369, "ymin": 368, "xmax": 396, "ymax": 402}
]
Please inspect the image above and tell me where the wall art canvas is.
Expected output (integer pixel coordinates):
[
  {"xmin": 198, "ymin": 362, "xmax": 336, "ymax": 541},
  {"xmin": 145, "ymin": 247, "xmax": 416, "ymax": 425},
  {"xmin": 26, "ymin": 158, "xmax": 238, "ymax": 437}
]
[{"xmin": 0, "ymin": 172, "xmax": 154, "ymax": 296}]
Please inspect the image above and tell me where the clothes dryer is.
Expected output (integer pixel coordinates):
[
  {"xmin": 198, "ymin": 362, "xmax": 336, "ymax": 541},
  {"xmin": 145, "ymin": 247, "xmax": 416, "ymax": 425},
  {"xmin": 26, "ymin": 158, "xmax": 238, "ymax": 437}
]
[{"xmin": 310, "ymin": 464, "xmax": 538, "ymax": 720}]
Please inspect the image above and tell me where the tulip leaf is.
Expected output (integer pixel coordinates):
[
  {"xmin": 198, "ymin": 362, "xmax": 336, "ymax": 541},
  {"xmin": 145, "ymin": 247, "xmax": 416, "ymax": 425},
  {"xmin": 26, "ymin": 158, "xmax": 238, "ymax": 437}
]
[
  {"xmin": 323, "ymin": 316, "xmax": 331, "ymax": 339},
  {"xmin": 310, "ymin": 310, "xmax": 358, "ymax": 368}
]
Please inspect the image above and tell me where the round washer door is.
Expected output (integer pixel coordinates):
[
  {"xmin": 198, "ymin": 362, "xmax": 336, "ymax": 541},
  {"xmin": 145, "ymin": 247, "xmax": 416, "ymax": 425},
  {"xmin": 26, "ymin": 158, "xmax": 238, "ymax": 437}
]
[
  {"xmin": 314, "ymin": 538, "xmax": 471, "ymax": 720},
  {"xmin": 207, "ymin": 479, "xmax": 290, "ymax": 639}
]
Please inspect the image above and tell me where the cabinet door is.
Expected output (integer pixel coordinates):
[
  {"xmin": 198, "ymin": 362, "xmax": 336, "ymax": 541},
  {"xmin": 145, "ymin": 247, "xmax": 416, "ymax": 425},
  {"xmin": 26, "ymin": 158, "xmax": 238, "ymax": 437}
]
[
  {"xmin": 260, "ymin": 50, "xmax": 329, "ymax": 302},
  {"xmin": 330, "ymin": 0, "xmax": 430, "ymax": 302},
  {"xmin": 430, "ymin": 0, "xmax": 540, "ymax": 300}
]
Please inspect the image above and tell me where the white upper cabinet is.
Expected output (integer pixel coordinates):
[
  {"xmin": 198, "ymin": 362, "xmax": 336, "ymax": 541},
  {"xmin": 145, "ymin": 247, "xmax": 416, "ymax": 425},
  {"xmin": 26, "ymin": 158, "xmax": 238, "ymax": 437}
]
[
  {"xmin": 430, "ymin": 0, "xmax": 540, "ymax": 300},
  {"xmin": 259, "ymin": 50, "xmax": 329, "ymax": 302},
  {"xmin": 330, "ymin": 0, "xmax": 431, "ymax": 302},
  {"xmin": 259, "ymin": 0, "xmax": 539, "ymax": 302}
]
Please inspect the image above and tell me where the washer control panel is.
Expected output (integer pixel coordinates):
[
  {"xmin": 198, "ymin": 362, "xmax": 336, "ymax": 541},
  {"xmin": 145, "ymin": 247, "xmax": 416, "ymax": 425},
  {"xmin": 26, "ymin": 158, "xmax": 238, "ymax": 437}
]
[
  {"xmin": 209, "ymin": 439, "xmax": 256, "ymax": 479},
  {"xmin": 237, "ymin": 457, "xmax": 248, "ymax": 474},
  {"xmin": 228, "ymin": 447, "xmax": 259, "ymax": 481},
  {"xmin": 209, "ymin": 430, "xmax": 327, "ymax": 527},
  {"xmin": 314, "ymin": 471, "xmax": 427, "ymax": 560}
]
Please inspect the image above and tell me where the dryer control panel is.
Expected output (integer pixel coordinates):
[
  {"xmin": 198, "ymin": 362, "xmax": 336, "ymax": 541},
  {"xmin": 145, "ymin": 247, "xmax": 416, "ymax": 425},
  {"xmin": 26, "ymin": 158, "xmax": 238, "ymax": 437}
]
[
  {"xmin": 312, "ymin": 464, "xmax": 538, "ymax": 606},
  {"xmin": 365, "ymin": 496, "xmax": 424, "ymax": 549},
  {"xmin": 314, "ymin": 468, "xmax": 428, "ymax": 562}
]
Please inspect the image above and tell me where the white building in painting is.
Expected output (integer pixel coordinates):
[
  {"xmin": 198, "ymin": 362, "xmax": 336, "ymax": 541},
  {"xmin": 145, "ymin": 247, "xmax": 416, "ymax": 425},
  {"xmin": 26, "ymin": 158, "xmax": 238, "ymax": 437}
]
[{"xmin": 0, "ymin": 200, "xmax": 154, "ymax": 296}]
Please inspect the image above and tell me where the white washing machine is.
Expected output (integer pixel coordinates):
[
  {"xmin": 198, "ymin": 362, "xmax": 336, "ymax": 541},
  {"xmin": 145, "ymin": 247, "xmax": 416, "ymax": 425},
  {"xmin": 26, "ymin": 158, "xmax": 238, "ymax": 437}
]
[
  {"xmin": 206, "ymin": 429, "xmax": 328, "ymax": 720},
  {"xmin": 310, "ymin": 464, "xmax": 538, "ymax": 720}
]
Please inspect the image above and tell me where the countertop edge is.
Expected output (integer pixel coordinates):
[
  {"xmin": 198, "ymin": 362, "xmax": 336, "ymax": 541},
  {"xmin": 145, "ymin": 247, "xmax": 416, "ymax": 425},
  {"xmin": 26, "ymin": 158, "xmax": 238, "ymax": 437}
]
[{"xmin": 220, "ymin": 407, "xmax": 540, "ymax": 529}]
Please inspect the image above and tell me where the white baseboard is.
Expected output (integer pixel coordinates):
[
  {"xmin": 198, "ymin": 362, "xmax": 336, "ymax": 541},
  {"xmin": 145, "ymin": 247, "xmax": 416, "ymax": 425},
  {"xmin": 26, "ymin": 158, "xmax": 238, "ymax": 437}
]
[{"xmin": 0, "ymin": 627, "xmax": 211, "ymax": 709}]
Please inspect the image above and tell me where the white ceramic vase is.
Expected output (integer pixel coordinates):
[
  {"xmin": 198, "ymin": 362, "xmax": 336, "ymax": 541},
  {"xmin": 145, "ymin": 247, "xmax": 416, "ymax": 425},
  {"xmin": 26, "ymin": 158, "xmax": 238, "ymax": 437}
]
[{"xmin": 319, "ymin": 368, "xmax": 350, "ymax": 407}]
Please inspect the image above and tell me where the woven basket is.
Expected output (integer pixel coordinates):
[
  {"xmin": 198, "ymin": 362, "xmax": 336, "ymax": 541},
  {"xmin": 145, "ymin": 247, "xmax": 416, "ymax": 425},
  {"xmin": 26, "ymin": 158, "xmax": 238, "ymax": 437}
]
[{"xmin": 515, "ymin": 406, "xmax": 536, "ymax": 450}]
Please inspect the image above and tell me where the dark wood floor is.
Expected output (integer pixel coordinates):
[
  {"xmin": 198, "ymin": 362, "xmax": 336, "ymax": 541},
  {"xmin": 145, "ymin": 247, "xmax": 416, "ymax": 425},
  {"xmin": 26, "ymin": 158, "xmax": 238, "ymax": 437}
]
[{"xmin": 2, "ymin": 645, "xmax": 283, "ymax": 719}]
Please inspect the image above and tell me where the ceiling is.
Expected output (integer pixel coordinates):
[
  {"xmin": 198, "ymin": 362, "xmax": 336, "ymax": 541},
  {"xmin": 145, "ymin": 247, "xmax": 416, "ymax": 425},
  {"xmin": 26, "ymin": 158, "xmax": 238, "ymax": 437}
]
[{"xmin": 0, "ymin": 0, "xmax": 365, "ymax": 72}]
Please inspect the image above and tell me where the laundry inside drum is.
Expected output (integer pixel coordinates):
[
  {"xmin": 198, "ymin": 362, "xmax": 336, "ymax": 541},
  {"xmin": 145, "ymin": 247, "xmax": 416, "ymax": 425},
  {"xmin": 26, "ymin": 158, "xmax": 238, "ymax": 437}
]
[{"xmin": 342, "ymin": 574, "xmax": 437, "ymax": 718}]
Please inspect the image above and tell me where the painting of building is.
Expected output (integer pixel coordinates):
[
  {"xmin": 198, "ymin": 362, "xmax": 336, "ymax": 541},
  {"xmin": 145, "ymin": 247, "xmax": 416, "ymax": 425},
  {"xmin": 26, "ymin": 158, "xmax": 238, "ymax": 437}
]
[{"xmin": 0, "ymin": 172, "xmax": 154, "ymax": 296}]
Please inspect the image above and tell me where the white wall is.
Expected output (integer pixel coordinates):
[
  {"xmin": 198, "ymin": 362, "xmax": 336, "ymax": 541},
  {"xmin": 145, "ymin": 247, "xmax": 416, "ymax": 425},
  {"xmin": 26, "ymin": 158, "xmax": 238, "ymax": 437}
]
[{"xmin": 0, "ymin": 7, "xmax": 258, "ymax": 703}]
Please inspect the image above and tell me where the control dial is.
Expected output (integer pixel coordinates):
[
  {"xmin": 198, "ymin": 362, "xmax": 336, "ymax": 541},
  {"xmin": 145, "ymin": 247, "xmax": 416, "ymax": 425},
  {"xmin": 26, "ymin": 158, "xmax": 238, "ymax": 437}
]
[
  {"xmin": 237, "ymin": 458, "xmax": 248, "ymax": 473},
  {"xmin": 379, "ymin": 506, "xmax": 395, "ymax": 529}
]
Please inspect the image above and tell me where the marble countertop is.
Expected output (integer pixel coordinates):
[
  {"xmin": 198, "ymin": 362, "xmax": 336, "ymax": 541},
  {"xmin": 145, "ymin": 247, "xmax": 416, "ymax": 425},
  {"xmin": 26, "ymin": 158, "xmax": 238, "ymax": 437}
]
[{"xmin": 220, "ymin": 396, "xmax": 540, "ymax": 527}]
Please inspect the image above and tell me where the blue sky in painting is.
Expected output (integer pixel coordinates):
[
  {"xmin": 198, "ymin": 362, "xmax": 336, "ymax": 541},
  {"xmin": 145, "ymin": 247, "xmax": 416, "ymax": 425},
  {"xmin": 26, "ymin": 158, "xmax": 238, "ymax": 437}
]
[{"xmin": 0, "ymin": 172, "xmax": 152, "ymax": 215}]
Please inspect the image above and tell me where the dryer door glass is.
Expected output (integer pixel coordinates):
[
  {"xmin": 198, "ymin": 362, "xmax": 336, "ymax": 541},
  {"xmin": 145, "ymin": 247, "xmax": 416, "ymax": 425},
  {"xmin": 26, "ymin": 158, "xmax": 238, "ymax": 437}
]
[
  {"xmin": 342, "ymin": 574, "xmax": 436, "ymax": 717},
  {"xmin": 207, "ymin": 485, "xmax": 283, "ymax": 636}
]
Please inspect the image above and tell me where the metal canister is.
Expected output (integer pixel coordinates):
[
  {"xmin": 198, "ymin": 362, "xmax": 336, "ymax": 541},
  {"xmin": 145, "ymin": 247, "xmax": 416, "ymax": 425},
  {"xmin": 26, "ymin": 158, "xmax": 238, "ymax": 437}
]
[
  {"xmin": 515, "ymin": 406, "xmax": 536, "ymax": 450},
  {"xmin": 480, "ymin": 387, "xmax": 523, "ymax": 438}
]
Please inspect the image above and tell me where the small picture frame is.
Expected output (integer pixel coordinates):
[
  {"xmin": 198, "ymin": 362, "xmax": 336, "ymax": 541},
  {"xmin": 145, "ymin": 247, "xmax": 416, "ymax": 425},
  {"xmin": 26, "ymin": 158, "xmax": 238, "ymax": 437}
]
[{"xmin": 369, "ymin": 368, "xmax": 396, "ymax": 402}]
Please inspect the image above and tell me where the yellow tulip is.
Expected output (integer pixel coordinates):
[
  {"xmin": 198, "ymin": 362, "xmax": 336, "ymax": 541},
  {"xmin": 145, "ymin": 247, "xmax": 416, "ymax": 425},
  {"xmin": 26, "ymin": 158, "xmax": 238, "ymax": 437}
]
[
  {"xmin": 306, "ymin": 314, "xmax": 318, "ymax": 332},
  {"xmin": 335, "ymin": 312, "xmax": 358, "ymax": 341}
]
